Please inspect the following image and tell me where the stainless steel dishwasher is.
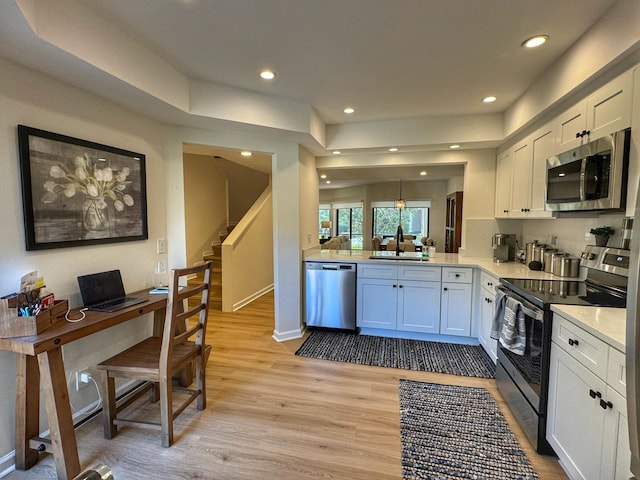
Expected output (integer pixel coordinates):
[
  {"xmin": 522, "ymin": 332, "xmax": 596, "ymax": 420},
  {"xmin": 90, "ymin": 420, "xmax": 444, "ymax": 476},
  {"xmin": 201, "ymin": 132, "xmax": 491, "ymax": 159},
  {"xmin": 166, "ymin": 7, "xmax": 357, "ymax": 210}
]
[{"xmin": 305, "ymin": 262, "xmax": 356, "ymax": 329}]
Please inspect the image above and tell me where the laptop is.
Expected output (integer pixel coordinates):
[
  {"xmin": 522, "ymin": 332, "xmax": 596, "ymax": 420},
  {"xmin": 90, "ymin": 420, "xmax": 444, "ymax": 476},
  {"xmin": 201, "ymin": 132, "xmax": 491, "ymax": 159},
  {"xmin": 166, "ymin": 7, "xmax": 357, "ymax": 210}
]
[{"xmin": 77, "ymin": 269, "xmax": 147, "ymax": 312}]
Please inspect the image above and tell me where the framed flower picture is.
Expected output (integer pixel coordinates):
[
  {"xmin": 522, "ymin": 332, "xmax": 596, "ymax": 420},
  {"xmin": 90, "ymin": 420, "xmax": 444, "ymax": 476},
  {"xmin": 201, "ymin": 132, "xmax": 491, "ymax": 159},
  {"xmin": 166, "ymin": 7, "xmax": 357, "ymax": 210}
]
[{"xmin": 17, "ymin": 125, "xmax": 148, "ymax": 250}]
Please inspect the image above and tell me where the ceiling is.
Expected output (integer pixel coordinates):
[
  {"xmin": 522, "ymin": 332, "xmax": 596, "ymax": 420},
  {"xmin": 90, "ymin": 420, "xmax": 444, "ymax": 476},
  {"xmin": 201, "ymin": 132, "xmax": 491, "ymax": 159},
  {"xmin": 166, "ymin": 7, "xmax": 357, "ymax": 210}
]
[
  {"xmin": 77, "ymin": 0, "xmax": 617, "ymax": 125},
  {"xmin": 0, "ymin": 0, "xmax": 621, "ymax": 187}
]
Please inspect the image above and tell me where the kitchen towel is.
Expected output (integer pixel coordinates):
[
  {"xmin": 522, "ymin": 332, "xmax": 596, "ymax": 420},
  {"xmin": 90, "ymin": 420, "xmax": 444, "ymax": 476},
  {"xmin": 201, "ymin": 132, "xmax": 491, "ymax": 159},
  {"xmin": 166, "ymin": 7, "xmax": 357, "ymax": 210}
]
[
  {"xmin": 490, "ymin": 287, "xmax": 507, "ymax": 340},
  {"xmin": 498, "ymin": 297, "xmax": 527, "ymax": 355}
]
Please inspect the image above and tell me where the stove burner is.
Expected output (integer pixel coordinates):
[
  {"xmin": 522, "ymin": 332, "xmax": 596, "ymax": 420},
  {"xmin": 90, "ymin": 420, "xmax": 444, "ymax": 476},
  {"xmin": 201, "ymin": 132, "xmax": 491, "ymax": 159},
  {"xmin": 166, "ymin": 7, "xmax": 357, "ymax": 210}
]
[{"xmin": 500, "ymin": 278, "xmax": 626, "ymax": 308}]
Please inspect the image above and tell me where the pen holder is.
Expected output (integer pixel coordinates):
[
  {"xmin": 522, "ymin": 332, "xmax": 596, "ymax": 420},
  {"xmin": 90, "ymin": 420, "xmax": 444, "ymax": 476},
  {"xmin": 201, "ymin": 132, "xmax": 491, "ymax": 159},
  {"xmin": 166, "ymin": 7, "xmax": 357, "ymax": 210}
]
[{"xmin": 0, "ymin": 298, "xmax": 68, "ymax": 338}]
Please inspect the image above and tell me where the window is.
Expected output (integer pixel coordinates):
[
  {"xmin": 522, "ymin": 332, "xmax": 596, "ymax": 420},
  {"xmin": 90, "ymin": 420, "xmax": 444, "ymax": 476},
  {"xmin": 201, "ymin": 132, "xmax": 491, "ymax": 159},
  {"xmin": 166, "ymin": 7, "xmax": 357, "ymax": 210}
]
[
  {"xmin": 372, "ymin": 201, "xmax": 430, "ymax": 238},
  {"xmin": 334, "ymin": 202, "xmax": 363, "ymax": 249},
  {"xmin": 319, "ymin": 204, "xmax": 331, "ymax": 238}
]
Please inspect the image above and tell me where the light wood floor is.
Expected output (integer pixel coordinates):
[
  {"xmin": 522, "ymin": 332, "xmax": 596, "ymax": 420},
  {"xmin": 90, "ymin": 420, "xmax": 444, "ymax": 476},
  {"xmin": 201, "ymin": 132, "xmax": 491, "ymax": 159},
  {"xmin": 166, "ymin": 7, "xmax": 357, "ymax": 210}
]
[{"xmin": 7, "ymin": 291, "xmax": 568, "ymax": 479}]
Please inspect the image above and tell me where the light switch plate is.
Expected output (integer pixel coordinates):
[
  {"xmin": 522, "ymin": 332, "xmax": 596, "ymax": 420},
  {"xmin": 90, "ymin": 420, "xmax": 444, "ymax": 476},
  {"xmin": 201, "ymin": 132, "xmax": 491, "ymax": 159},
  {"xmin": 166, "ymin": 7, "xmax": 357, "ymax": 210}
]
[{"xmin": 156, "ymin": 238, "xmax": 167, "ymax": 254}]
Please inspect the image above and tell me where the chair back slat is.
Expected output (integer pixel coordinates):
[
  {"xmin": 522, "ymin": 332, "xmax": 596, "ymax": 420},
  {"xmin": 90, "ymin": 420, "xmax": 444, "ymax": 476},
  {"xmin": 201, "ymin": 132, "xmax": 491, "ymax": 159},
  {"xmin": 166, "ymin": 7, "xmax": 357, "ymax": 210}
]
[{"xmin": 160, "ymin": 262, "xmax": 212, "ymax": 377}]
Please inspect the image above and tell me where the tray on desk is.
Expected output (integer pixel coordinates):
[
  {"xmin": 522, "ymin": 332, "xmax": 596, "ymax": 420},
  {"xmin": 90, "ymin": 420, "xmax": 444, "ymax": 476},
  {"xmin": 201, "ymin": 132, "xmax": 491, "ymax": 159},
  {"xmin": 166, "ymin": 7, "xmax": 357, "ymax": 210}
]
[{"xmin": 0, "ymin": 299, "xmax": 68, "ymax": 338}]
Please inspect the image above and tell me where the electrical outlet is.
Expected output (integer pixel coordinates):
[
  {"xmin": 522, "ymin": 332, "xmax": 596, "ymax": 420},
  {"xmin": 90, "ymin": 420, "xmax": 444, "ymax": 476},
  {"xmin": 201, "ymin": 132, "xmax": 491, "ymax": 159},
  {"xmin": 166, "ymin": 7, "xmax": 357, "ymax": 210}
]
[
  {"xmin": 156, "ymin": 238, "xmax": 167, "ymax": 254},
  {"xmin": 75, "ymin": 370, "xmax": 91, "ymax": 391}
]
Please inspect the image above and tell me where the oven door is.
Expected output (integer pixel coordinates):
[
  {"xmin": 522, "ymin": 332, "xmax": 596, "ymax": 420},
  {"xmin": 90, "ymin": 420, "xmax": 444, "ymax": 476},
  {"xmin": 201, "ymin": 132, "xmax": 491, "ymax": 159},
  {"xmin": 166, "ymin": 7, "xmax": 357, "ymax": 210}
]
[{"xmin": 495, "ymin": 286, "xmax": 547, "ymax": 412}]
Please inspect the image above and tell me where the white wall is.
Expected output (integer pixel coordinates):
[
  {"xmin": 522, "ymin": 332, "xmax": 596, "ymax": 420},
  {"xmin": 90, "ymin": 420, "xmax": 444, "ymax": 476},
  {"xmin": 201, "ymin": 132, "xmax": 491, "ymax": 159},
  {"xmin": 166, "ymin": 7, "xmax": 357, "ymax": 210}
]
[
  {"xmin": 0, "ymin": 57, "xmax": 168, "ymax": 471},
  {"xmin": 183, "ymin": 153, "xmax": 227, "ymax": 268}
]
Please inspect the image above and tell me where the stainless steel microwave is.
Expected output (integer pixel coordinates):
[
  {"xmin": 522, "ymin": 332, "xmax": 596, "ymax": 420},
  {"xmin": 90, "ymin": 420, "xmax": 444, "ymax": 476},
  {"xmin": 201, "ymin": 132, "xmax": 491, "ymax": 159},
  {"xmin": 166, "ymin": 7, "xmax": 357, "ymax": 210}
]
[{"xmin": 546, "ymin": 128, "xmax": 631, "ymax": 212}]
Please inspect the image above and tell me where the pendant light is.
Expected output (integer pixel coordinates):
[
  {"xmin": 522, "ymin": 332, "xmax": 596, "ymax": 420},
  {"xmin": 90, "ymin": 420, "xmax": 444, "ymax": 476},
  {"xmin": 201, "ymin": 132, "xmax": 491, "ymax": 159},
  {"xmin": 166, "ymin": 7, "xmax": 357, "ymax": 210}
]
[
  {"xmin": 395, "ymin": 179, "xmax": 405, "ymax": 243},
  {"xmin": 395, "ymin": 179, "xmax": 406, "ymax": 209}
]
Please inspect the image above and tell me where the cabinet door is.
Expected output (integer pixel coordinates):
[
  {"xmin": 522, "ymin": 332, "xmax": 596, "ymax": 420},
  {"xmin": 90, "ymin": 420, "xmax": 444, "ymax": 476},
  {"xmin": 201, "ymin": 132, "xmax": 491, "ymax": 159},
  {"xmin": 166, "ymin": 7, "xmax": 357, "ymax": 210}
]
[
  {"xmin": 587, "ymin": 71, "xmax": 632, "ymax": 141},
  {"xmin": 357, "ymin": 278, "xmax": 397, "ymax": 329},
  {"xmin": 529, "ymin": 124, "xmax": 555, "ymax": 216},
  {"xmin": 495, "ymin": 150, "xmax": 512, "ymax": 217},
  {"xmin": 555, "ymin": 100, "xmax": 587, "ymax": 152},
  {"xmin": 547, "ymin": 343, "xmax": 606, "ymax": 480},
  {"xmin": 479, "ymin": 288, "xmax": 497, "ymax": 363},
  {"xmin": 440, "ymin": 282, "xmax": 472, "ymax": 336},
  {"xmin": 601, "ymin": 387, "xmax": 632, "ymax": 480},
  {"xmin": 397, "ymin": 280, "xmax": 440, "ymax": 334},
  {"xmin": 510, "ymin": 139, "xmax": 533, "ymax": 215}
]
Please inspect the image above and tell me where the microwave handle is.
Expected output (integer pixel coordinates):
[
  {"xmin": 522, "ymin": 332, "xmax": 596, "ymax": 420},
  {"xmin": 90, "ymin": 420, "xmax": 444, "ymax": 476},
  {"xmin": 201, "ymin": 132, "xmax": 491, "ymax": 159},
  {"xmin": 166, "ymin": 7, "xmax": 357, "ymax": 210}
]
[{"xmin": 579, "ymin": 157, "xmax": 587, "ymax": 201}]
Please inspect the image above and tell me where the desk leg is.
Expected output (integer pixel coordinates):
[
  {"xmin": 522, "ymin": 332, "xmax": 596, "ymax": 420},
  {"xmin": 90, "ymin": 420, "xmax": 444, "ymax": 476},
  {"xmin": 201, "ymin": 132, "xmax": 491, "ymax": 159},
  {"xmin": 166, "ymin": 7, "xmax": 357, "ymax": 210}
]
[
  {"xmin": 38, "ymin": 348, "xmax": 81, "ymax": 480},
  {"xmin": 15, "ymin": 354, "xmax": 40, "ymax": 470}
]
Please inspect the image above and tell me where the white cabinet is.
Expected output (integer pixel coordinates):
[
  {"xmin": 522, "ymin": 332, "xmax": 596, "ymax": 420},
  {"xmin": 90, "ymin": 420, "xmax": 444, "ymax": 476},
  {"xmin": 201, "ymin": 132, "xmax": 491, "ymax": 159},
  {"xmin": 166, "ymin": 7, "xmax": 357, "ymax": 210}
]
[
  {"xmin": 555, "ymin": 70, "xmax": 633, "ymax": 152},
  {"xmin": 357, "ymin": 276, "xmax": 399, "ymax": 330},
  {"xmin": 494, "ymin": 149, "xmax": 512, "ymax": 218},
  {"xmin": 440, "ymin": 267, "xmax": 473, "ymax": 337},
  {"xmin": 357, "ymin": 264, "xmax": 473, "ymax": 337},
  {"xmin": 529, "ymin": 123, "xmax": 555, "ymax": 216},
  {"xmin": 396, "ymin": 280, "xmax": 441, "ymax": 333},
  {"xmin": 356, "ymin": 264, "xmax": 441, "ymax": 333},
  {"xmin": 494, "ymin": 123, "xmax": 555, "ymax": 219},
  {"xmin": 476, "ymin": 271, "xmax": 498, "ymax": 362},
  {"xmin": 547, "ymin": 313, "xmax": 632, "ymax": 480}
]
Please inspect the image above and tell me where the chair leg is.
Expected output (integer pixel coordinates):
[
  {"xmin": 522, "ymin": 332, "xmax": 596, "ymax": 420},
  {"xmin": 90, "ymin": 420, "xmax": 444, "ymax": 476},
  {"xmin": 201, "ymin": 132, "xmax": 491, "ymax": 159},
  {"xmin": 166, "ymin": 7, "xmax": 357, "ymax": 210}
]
[
  {"xmin": 100, "ymin": 371, "xmax": 117, "ymax": 439},
  {"xmin": 159, "ymin": 377, "xmax": 173, "ymax": 447},
  {"xmin": 196, "ymin": 353, "xmax": 206, "ymax": 410},
  {"xmin": 149, "ymin": 382, "xmax": 160, "ymax": 403}
]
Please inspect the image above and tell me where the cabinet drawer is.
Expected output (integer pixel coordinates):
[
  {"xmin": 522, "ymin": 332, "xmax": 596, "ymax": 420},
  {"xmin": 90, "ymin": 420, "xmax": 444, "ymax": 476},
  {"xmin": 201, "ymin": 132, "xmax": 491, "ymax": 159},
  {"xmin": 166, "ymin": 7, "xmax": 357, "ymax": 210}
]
[
  {"xmin": 552, "ymin": 314, "xmax": 609, "ymax": 379},
  {"xmin": 358, "ymin": 263, "xmax": 397, "ymax": 279},
  {"xmin": 607, "ymin": 347, "xmax": 627, "ymax": 397},
  {"xmin": 480, "ymin": 271, "xmax": 498, "ymax": 292},
  {"xmin": 442, "ymin": 267, "xmax": 472, "ymax": 284},
  {"xmin": 398, "ymin": 265, "xmax": 441, "ymax": 282}
]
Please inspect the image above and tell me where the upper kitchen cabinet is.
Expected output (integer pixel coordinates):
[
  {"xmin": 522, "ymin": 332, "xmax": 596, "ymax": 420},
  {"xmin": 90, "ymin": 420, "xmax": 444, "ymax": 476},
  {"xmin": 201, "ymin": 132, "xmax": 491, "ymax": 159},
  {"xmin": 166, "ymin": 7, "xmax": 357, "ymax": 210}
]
[
  {"xmin": 495, "ymin": 123, "xmax": 555, "ymax": 219},
  {"xmin": 555, "ymin": 70, "xmax": 633, "ymax": 152},
  {"xmin": 494, "ymin": 149, "xmax": 512, "ymax": 218}
]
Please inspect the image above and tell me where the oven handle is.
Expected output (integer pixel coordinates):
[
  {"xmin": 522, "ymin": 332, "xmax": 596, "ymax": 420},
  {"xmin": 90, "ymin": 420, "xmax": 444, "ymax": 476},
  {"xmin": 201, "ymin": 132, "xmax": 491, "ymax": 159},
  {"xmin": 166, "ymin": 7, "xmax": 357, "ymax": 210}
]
[{"xmin": 496, "ymin": 285, "xmax": 545, "ymax": 321}]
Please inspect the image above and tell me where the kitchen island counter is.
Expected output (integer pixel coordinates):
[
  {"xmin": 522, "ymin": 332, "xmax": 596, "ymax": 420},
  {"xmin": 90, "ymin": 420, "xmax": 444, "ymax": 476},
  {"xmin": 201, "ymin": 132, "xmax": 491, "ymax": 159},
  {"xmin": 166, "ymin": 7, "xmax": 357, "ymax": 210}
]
[{"xmin": 303, "ymin": 248, "xmax": 557, "ymax": 281}]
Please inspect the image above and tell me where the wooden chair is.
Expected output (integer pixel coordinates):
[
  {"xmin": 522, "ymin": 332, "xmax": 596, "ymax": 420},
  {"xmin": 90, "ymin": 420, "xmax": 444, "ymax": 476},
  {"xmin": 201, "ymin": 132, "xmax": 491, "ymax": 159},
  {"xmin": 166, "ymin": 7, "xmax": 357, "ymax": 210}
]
[{"xmin": 97, "ymin": 262, "xmax": 212, "ymax": 447}]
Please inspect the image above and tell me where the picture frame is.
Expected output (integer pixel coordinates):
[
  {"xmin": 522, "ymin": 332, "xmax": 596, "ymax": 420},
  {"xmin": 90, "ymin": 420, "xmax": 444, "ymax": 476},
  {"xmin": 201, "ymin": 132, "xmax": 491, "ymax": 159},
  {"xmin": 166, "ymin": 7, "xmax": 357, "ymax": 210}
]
[{"xmin": 17, "ymin": 125, "xmax": 148, "ymax": 251}]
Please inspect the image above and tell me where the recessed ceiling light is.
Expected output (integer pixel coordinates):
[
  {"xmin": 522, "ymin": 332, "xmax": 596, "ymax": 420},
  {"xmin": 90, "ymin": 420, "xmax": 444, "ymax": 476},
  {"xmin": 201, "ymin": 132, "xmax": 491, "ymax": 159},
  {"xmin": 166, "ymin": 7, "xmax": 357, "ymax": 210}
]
[
  {"xmin": 482, "ymin": 96, "xmax": 497, "ymax": 103},
  {"xmin": 326, "ymin": 180, "xmax": 331, "ymax": 184},
  {"xmin": 332, "ymin": 150, "xmax": 341, "ymax": 155},
  {"xmin": 320, "ymin": 174, "xmax": 327, "ymax": 179},
  {"xmin": 343, "ymin": 107, "xmax": 355, "ymax": 114},
  {"xmin": 260, "ymin": 70, "xmax": 276, "ymax": 80},
  {"xmin": 420, "ymin": 171, "xmax": 427, "ymax": 176},
  {"xmin": 449, "ymin": 144, "xmax": 461, "ymax": 149},
  {"xmin": 522, "ymin": 35, "xmax": 548, "ymax": 48},
  {"xmin": 389, "ymin": 147, "xmax": 399, "ymax": 152},
  {"xmin": 240, "ymin": 151, "xmax": 252, "ymax": 157}
]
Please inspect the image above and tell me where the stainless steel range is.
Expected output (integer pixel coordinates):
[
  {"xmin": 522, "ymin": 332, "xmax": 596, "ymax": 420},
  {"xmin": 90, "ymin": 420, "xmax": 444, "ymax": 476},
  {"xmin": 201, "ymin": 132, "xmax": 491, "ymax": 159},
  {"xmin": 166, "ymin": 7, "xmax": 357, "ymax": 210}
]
[{"xmin": 496, "ymin": 245, "xmax": 629, "ymax": 455}]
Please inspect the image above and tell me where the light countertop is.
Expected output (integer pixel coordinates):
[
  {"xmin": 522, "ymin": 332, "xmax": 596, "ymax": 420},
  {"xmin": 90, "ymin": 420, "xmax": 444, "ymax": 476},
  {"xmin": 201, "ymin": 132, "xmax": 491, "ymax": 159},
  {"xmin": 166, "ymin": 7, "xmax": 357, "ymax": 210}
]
[
  {"xmin": 551, "ymin": 304, "xmax": 626, "ymax": 352},
  {"xmin": 304, "ymin": 248, "xmax": 626, "ymax": 351},
  {"xmin": 303, "ymin": 249, "xmax": 558, "ymax": 281}
]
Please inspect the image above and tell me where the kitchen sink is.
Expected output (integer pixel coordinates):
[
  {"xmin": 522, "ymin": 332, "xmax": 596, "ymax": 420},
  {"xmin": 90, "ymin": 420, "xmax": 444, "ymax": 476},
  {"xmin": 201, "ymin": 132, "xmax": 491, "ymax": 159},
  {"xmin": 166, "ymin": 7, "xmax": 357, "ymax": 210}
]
[{"xmin": 368, "ymin": 253, "xmax": 427, "ymax": 261}]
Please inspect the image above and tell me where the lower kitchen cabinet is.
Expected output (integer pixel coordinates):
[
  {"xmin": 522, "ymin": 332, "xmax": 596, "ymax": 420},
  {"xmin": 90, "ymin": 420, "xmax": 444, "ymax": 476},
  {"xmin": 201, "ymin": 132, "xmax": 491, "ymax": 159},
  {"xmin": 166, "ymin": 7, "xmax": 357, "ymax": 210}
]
[
  {"xmin": 440, "ymin": 282, "xmax": 472, "ymax": 336},
  {"xmin": 476, "ymin": 271, "xmax": 498, "ymax": 362},
  {"xmin": 357, "ymin": 277, "xmax": 399, "ymax": 330},
  {"xmin": 547, "ymin": 313, "xmax": 631, "ymax": 480},
  {"xmin": 357, "ymin": 264, "xmax": 441, "ymax": 333},
  {"xmin": 396, "ymin": 280, "xmax": 441, "ymax": 333},
  {"xmin": 356, "ymin": 264, "xmax": 472, "ymax": 337}
]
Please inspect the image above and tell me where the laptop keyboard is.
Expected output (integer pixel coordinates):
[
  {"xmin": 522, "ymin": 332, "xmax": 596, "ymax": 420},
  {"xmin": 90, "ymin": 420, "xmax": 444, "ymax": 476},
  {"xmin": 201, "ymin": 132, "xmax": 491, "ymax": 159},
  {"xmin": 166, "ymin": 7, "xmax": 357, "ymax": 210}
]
[{"xmin": 94, "ymin": 298, "xmax": 128, "ymax": 310}]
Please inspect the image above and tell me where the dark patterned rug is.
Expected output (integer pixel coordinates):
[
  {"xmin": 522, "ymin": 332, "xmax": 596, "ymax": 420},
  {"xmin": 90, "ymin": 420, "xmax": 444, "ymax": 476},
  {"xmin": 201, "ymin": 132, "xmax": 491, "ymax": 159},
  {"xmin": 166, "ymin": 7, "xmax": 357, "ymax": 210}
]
[
  {"xmin": 295, "ymin": 330, "xmax": 496, "ymax": 378},
  {"xmin": 399, "ymin": 380, "xmax": 538, "ymax": 480}
]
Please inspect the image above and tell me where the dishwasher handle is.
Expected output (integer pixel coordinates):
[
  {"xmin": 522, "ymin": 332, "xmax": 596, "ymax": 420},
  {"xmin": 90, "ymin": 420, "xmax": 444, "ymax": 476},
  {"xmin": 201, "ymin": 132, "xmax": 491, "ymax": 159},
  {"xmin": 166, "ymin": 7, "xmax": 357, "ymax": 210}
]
[{"xmin": 306, "ymin": 262, "xmax": 355, "ymax": 272}]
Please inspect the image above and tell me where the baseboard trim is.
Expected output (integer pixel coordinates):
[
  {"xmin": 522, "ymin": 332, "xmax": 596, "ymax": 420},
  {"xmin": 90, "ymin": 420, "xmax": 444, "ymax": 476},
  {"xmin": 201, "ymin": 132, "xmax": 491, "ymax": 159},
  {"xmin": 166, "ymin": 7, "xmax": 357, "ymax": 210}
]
[
  {"xmin": 232, "ymin": 284, "xmax": 274, "ymax": 311},
  {"xmin": 272, "ymin": 326, "xmax": 304, "ymax": 342}
]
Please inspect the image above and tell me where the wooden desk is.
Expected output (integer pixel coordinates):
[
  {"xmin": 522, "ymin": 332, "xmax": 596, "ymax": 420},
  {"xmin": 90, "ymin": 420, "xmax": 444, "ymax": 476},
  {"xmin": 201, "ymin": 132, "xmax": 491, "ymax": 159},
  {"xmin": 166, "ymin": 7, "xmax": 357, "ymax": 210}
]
[{"xmin": 0, "ymin": 290, "xmax": 167, "ymax": 480}]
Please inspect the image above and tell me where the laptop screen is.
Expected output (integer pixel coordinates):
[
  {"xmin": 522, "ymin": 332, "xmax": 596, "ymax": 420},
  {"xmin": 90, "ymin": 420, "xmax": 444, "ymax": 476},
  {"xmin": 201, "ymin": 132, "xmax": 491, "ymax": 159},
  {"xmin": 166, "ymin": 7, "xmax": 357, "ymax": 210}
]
[{"xmin": 77, "ymin": 270, "xmax": 126, "ymax": 306}]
